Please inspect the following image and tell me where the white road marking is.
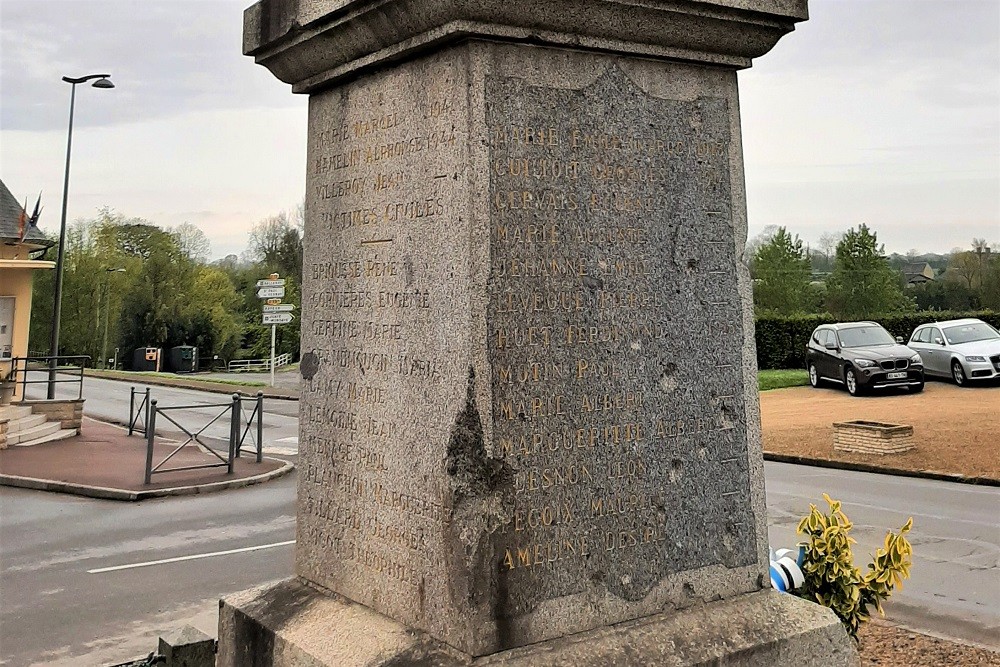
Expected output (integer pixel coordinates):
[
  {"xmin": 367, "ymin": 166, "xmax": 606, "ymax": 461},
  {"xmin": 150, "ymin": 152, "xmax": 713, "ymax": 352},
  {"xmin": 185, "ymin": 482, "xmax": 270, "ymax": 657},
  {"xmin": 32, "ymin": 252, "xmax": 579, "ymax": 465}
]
[{"xmin": 87, "ymin": 540, "xmax": 295, "ymax": 574}]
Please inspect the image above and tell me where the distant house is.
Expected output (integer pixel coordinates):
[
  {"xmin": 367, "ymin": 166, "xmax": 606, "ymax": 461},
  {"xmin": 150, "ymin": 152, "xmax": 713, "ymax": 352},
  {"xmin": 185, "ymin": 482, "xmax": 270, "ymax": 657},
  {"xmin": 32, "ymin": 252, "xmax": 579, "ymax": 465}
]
[
  {"xmin": 1, "ymin": 179, "xmax": 55, "ymax": 400},
  {"xmin": 902, "ymin": 262, "xmax": 935, "ymax": 286}
]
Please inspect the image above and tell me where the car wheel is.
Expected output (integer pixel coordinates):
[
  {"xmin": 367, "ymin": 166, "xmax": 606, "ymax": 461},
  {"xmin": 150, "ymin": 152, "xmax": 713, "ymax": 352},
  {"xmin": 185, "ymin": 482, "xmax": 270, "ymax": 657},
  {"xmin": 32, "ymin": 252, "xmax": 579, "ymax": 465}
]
[
  {"xmin": 845, "ymin": 367, "xmax": 862, "ymax": 396},
  {"xmin": 808, "ymin": 363, "xmax": 821, "ymax": 388},
  {"xmin": 952, "ymin": 360, "xmax": 967, "ymax": 386}
]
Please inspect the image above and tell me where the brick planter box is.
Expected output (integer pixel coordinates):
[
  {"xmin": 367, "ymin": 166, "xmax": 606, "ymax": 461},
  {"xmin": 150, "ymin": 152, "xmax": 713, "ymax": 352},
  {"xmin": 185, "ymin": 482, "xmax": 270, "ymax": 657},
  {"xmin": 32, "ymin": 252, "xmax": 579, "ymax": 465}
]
[{"xmin": 833, "ymin": 420, "xmax": 914, "ymax": 455}]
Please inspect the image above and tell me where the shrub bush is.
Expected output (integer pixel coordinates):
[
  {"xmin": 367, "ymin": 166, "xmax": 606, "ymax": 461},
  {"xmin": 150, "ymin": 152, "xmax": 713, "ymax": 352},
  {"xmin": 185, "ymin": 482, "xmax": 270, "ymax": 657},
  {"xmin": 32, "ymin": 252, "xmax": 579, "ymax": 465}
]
[
  {"xmin": 754, "ymin": 310, "xmax": 999, "ymax": 370},
  {"xmin": 796, "ymin": 494, "xmax": 913, "ymax": 639}
]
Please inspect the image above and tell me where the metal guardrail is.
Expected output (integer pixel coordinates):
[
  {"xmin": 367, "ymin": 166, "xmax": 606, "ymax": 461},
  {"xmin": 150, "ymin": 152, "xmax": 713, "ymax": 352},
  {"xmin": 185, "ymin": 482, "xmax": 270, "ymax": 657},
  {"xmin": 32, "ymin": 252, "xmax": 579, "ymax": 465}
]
[
  {"xmin": 142, "ymin": 392, "xmax": 264, "ymax": 484},
  {"xmin": 227, "ymin": 352, "xmax": 291, "ymax": 372},
  {"xmin": 7, "ymin": 355, "xmax": 89, "ymax": 400}
]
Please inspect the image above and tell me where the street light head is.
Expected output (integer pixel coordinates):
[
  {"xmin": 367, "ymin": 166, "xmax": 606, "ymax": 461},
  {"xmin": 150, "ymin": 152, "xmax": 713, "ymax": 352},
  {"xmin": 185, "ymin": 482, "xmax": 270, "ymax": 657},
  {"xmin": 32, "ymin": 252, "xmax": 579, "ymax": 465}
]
[{"xmin": 92, "ymin": 77, "xmax": 115, "ymax": 89}]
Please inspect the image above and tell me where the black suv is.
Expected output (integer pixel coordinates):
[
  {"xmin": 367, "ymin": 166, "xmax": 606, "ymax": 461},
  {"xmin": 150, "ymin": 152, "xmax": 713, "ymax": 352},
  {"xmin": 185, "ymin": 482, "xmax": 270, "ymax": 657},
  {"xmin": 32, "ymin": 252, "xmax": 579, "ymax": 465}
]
[{"xmin": 806, "ymin": 322, "xmax": 924, "ymax": 396}]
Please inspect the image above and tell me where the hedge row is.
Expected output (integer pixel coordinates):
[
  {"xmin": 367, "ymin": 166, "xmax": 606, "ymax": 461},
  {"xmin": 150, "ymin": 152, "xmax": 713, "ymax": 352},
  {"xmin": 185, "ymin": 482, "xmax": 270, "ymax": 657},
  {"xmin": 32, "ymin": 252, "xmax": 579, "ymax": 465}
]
[{"xmin": 754, "ymin": 311, "xmax": 1000, "ymax": 370}]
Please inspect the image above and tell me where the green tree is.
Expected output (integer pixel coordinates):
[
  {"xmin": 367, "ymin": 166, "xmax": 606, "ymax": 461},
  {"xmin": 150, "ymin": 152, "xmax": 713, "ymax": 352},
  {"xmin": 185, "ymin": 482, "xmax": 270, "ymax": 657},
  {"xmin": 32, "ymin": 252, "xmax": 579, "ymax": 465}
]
[
  {"xmin": 825, "ymin": 224, "xmax": 911, "ymax": 319},
  {"xmin": 751, "ymin": 227, "xmax": 814, "ymax": 314}
]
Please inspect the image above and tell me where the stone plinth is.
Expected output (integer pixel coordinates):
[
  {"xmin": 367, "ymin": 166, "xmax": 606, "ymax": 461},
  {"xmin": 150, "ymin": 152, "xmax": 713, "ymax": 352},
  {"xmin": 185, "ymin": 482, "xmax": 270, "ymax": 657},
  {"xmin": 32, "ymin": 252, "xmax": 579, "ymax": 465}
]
[
  {"xmin": 220, "ymin": 581, "xmax": 857, "ymax": 666},
  {"xmin": 223, "ymin": 0, "xmax": 857, "ymax": 664},
  {"xmin": 834, "ymin": 420, "xmax": 915, "ymax": 455}
]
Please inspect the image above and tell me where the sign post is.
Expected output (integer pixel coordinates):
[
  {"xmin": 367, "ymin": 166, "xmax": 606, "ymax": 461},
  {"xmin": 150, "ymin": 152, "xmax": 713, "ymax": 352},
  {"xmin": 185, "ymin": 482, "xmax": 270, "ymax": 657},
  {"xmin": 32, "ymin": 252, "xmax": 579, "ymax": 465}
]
[{"xmin": 255, "ymin": 274, "xmax": 293, "ymax": 386}]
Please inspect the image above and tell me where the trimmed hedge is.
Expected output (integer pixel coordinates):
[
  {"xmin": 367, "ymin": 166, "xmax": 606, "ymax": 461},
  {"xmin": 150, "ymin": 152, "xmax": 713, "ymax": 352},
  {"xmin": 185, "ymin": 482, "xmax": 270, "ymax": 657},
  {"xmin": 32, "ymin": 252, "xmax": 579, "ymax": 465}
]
[{"xmin": 754, "ymin": 311, "xmax": 1000, "ymax": 370}]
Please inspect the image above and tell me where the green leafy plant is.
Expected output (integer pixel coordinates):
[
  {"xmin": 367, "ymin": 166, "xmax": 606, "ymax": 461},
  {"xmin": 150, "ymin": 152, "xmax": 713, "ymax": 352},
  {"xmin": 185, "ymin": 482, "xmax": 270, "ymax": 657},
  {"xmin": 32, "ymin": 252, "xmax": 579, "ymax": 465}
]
[{"xmin": 795, "ymin": 494, "xmax": 913, "ymax": 639}]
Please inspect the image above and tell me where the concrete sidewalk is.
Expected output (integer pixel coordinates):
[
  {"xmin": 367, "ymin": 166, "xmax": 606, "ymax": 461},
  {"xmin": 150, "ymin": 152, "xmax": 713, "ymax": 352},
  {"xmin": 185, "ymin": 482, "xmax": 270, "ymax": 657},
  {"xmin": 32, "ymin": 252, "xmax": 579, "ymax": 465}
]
[{"xmin": 0, "ymin": 417, "xmax": 292, "ymax": 501}]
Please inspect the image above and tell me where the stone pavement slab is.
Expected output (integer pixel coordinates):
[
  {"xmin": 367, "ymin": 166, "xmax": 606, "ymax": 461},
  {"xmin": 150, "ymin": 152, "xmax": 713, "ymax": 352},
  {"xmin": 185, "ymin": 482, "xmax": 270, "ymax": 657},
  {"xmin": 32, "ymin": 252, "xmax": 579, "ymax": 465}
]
[{"xmin": 0, "ymin": 417, "xmax": 292, "ymax": 500}]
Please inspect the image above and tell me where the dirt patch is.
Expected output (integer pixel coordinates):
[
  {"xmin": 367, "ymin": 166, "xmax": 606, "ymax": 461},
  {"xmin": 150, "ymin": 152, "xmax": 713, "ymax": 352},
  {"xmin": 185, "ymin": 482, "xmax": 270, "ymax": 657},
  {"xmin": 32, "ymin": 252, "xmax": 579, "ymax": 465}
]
[
  {"xmin": 860, "ymin": 621, "xmax": 1000, "ymax": 666},
  {"xmin": 760, "ymin": 381, "xmax": 1000, "ymax": 480}
]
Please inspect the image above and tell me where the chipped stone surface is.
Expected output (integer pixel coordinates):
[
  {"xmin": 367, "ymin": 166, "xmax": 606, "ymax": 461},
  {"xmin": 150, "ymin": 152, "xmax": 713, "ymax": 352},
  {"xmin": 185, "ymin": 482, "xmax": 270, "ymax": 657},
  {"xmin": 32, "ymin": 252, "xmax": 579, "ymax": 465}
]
[
  {"xmin": 218, "ymin": 581, "xmax": 860, "ymax": 667},
  {"xmin": 294, "ymin": 40, "xmax": 769, "ymax": 656}
]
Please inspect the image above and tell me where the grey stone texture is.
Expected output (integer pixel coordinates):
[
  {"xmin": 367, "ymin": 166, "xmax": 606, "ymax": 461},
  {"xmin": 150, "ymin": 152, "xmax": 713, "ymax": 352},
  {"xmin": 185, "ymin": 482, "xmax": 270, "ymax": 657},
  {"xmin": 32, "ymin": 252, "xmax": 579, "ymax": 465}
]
[
  {"xmin": 158, "ymin": 625, "xmax": 216, "ymax": 667},
  {"xmin": 225, "ymin": 0, "xmax": 859, "ymax": 664},
  {"xmin": 218, "ymin": 580, "xmax": 859, "ymax": 667},
  {"xmin": 292, "ymin": 40, "xmax": 772, "ymax": 656},
  {"xmin": 243, "ymin": 0, "xmax": 807, "ymax": 92}
]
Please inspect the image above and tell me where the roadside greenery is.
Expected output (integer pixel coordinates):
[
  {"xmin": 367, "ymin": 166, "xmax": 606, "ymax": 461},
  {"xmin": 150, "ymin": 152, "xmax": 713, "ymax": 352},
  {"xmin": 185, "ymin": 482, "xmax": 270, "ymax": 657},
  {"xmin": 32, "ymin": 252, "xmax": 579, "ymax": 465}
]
[
  {"xmin": 85, "ymin": 369, "xmax": 267, "ymax": 388},
  {"xmin": 796, "ymin": 495, "xmax": 913, "ymax": 639},
  {"xmin": 29, "ymin": 208, "xmax": 303, "ymax": 369},
  {"xmin": 757, "ymin": 369, "xmax": 809, "ymax": 391},
  {"xmin": 27, "ymin": 209, "xmax": 998, "ymax": 375}
]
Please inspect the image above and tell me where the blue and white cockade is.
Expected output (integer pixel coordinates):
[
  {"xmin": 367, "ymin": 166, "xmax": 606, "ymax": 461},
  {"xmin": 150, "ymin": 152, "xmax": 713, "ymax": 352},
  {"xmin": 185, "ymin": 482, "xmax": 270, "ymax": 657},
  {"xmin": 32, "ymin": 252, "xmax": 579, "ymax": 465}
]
[{"xmin": 769, "ymin": 546, "xmax": 806, "ymax": 593}]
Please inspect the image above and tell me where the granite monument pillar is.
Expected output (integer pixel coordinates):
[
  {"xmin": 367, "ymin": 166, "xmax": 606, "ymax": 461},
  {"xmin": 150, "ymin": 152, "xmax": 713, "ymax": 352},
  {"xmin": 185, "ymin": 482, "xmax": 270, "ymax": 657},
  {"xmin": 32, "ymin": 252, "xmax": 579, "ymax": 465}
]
[{"xmin": 220, "ymin": 2, "xmax": 859, "ymax": 664}]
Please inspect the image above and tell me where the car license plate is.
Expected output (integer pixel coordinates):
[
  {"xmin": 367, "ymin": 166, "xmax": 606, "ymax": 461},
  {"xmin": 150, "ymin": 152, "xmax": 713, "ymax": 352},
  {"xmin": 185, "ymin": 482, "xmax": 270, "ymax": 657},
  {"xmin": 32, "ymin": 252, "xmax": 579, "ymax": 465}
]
[{"xmin": 886, "ymin": 371, "xmax": 906, "ymax": 380}]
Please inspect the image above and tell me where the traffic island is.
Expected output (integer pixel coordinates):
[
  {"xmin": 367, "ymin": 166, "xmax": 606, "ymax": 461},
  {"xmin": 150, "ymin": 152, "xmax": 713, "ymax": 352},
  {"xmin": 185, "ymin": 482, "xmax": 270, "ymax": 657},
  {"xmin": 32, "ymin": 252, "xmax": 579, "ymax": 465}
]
[{"xmin": 0, "ymin": 417, "xmax": 293, "ymax": 500}]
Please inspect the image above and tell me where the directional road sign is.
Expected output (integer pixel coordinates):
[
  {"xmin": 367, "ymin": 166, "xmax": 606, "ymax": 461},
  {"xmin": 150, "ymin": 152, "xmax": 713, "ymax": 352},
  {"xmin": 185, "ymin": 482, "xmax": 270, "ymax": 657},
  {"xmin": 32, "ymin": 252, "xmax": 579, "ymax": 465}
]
[
  {"xmin": 256, "ymin": 278, "xmax": 286, "ymax": 288},
  {"xmin": 263, "ymin": 304, "xmax": 295, "ymax": 313},
  {"xmin": 257, "ymin": 286, "xmax": 285, "ymax": 299},
  {"xmin": 262, "ymin": 312, "xmax": 294, "ymax": 325}
]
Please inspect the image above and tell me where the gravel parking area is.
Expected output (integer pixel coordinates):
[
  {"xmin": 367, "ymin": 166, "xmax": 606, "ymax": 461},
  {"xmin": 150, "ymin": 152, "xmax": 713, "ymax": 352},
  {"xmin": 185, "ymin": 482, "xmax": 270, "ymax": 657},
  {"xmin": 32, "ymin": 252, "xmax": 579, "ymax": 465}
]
[
  {"xmin": 860, "ymin": 621, "xmax": 1000, "ymax": 666},
  {"xmin": 760, "ymin": 381, "xmax": 1000, "ymax": 480}
]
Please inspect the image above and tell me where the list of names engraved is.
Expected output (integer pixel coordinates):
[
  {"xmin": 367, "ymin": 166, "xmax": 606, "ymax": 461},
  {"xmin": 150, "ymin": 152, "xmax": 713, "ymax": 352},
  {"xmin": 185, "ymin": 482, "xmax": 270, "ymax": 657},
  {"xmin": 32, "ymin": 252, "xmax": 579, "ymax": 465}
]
[
  {"xmin": 298, "ymin": 64, "xmax": 465, "ymax": 623},
  {"xmin": 486, "ymin": 67, "xmax": 755, "ymax": 616}
]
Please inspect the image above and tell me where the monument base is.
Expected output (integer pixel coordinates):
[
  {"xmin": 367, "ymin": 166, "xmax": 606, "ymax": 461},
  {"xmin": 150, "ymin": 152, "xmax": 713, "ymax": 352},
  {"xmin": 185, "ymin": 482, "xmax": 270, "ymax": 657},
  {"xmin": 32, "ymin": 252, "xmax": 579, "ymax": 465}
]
[{"xmin": 218, "ymin": 579, "xmax": 859, "ymax": 666}]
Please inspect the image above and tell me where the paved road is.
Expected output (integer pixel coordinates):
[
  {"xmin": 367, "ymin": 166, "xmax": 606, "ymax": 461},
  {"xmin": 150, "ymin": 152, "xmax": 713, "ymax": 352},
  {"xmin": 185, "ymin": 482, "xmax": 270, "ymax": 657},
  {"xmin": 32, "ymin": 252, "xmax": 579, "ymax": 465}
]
[
  {"xmin": 0, "ymin": 472, "xmax": 297, "ymax": 667},
  {"xmin": 766, "ymin": 462, "xmax": 999, "ymax": 649},
  {"xmin": 22, "ymin": 373, "xmax": 301, "ymax": 455},
  {"xmin": 2, "ymin": 457, "xmax": 996, "ymax": 665}
]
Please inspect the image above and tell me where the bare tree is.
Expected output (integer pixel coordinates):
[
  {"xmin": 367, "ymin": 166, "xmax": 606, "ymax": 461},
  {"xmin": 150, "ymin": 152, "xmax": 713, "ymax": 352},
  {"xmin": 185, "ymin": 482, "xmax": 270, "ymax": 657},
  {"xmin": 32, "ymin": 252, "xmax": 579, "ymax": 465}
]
[
  {"xmin": 172, "ymin": 222, "xmax": 211, "ymax": 263},
  {"xmin": 817, "ymin": 232, "xmax": 843, "ymax": 262}
]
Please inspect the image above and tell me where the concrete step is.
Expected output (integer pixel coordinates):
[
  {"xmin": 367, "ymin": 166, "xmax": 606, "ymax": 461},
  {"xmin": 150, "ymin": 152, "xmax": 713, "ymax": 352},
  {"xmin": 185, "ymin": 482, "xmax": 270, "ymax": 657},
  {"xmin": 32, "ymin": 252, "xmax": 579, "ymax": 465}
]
[
  {"xmin": 16, "ymin": 428, "xmax": 77, "ymax": 448},
  {"xmin": 6, "ymin": 413, "xmax": 45, "ymax": 433},
  {"xmin": 0, "ymin": 405, "xmax": 33, "ymax": 421},
  {"xmin": 8, "ymin": 420, "xmax": 60, "ymax": 445}
]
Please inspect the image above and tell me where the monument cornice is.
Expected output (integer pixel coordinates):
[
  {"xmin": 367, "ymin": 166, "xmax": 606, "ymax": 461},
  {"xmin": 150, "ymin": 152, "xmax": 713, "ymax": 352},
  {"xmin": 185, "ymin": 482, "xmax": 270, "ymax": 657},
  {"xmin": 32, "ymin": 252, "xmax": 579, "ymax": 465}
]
[{"xmin": 244, "ymin": 0, "xmax": 808, "ymax": 93}]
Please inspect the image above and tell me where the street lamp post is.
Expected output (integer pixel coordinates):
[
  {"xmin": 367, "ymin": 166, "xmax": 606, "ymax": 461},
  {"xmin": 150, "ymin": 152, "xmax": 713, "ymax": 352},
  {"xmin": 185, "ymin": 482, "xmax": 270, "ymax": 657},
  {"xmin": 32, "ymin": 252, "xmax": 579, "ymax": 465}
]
[
  {"xmin": 47, "ymin": 73, "xmax": 114, "ymax": 398},
  {"xmin": 101, "ymin": 268, "xmax": 126, "ymax": 369}
]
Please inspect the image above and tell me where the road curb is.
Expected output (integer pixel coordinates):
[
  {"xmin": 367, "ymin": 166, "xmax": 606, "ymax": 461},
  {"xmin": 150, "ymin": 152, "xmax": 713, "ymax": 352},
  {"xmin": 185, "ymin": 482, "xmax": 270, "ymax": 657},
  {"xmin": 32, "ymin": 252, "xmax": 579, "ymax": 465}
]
[
  {"xmin": 0, "ymin": 457, "xmax": 295, "ymax": 501},
  {"xmin": 82, "ymin": 369, "xmax": 300, "ymax": 401},
  {"xmin": 763, "ymin": 452, "xmax": 1000, "ymax": 487}
]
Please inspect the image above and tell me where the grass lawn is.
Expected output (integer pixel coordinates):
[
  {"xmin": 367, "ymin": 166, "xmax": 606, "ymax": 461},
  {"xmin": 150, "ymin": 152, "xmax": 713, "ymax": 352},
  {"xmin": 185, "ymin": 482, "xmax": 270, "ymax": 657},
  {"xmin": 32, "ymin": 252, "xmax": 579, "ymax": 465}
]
[
  {"xmin": 758, "ymin": 369, "xmax": 809, "ymax": 391},
  {"xmin": 85, "ymin": 369, "xmax": 266, "ymax": 387}
]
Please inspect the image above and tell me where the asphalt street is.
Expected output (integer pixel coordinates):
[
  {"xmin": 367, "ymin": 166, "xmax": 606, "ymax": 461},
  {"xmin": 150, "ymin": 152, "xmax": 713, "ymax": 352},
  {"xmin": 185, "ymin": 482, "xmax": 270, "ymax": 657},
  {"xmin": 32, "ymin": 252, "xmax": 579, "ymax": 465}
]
[
  {"xmin": 0, "ymin": 472, "xmax": 296, "ymax": 667},
  {"xmin": 766, "ymin": 462, "xmax": 999, "ymax": 649},
  {"xmin": 1, "ymin": 377, "xmax": 997, "ymax": 665}
]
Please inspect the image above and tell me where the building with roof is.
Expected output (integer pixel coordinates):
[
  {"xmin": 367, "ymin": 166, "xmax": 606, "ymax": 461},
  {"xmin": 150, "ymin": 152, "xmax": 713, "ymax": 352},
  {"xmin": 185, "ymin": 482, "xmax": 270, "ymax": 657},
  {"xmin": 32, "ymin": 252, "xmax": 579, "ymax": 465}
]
[
  {"xmin": 901, "ymin": 262, "xmax": 935, "ymax": 287},
  {"xmin": 1, "ymin": 179, "xmax": 56, "ymax": 402}
]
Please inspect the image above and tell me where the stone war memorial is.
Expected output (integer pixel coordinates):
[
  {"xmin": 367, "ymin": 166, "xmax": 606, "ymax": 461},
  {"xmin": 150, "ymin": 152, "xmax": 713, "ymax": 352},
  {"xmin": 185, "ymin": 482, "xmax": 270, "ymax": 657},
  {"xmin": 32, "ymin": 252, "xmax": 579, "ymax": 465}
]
[{"xmin": 220, "ymin": 1, "xmax": 859, "ymax": 664}]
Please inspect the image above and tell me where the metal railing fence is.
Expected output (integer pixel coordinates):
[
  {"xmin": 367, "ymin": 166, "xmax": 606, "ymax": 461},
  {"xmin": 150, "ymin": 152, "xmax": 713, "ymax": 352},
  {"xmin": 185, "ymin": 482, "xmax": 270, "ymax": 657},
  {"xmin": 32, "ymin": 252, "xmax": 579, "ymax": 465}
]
[
  {"xmin": 6, "ymin": 355, "xmax": 90, "ymax": 400},
  {"xmin": 235, "ymin": 391, "xmax": 264, "ymax": 463},
  {"xmin": 128, "ymin": 386, "xmax": 151, "ymax": 435},
  {"xmin": 142, "ymin": 392, "xmax": 265, "ymax": 484}
]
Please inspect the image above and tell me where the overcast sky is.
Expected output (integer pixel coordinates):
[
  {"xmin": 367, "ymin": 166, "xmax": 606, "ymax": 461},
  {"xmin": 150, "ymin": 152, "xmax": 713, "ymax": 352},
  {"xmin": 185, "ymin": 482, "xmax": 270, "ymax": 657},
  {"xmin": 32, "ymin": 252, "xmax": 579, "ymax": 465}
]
[{"xmin": 1, "ymin": 0, "xmax": 997, "ymax": 259}]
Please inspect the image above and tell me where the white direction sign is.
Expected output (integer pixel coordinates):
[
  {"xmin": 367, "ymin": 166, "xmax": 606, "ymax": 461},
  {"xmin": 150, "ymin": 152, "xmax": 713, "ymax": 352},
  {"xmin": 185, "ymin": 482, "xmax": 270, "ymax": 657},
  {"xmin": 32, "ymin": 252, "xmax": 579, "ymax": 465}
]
[
  {"xmin": 256, "ymin": 278, "xmax": 286, "ymax": 287},
  {"xmin": 262, "ymin": 304, "xmax": 295, "ymax": 313},
  {"xmin": 257, "ymin": 286, "xmax": 285, "ymax": 299},
  {"xmin": 262, "ymin": 312, "xmax": 294, "ymax": 325}
]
